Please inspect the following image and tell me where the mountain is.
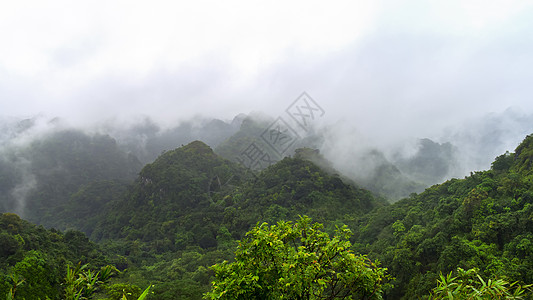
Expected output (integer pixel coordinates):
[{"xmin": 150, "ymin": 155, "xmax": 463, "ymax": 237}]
[
  {"xmin": 0, "ymin": 114, "xmax": 243, "ymax": 231},
  {"xmin": 91, "ymin": 140, "xmax": 251, "ymax": 247},
  {"xmin": 327, "ymin": 146, "xmax": 427, "ymax": 201},
  {"xmin": 226, "ymin": 154, "xmax": 386, "ymax": 228},
  {"xmin": 1, "ymin": 132, "xmax": 533, "ymax": 299},
  {"xmin": 441, "ymin": 108, "xmax": 533, "ymax": 176},
  {"xmin": 393, "ymin": 138, "xmax": 458, "ymax": 186},
  {"xmin": 214, "ymin": 114, "xmax": 424, "ymax": 201},
  {"xmin": 350, "ymin": 134, "xmax": 533, "ymax": 298},
  {"xmin": 215, "ymin": 114, "xmax": 324, "ymax": 171},
  {"xmin": 109, "ymin": 116, "xmax": 243, "ymax": 165},
  {"xmin": 215, "ymin": 115, "xmax": 273, "ymax": 163},
  {"xmin": 0, "ymin": 116, "xmax": 36, "ymax": 146},
  {"xmin": 2, "ymin": 111, "xmax": 533, "ymax": 299},
  {"xmin": 91, "ymin": 140, "xmax": 384, "ymax": 246},
  {"xmin": 0, "ymin": 129, "xmax": 142, "ymax": 229},
  {"xmin": 82, "ymin": 141, "xmax": 383, "ymax": 298}
]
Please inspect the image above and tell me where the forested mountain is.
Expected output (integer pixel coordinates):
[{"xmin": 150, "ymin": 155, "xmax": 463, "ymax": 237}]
[
  {"xmin": 0, "ymin": 129, "xmax": 142, "ymax": 229},
  {"xmin": 215, "ymin": 115, "xmax": 427, "ymax": 200},
  {"xmin": 86, "ymin": 141, "xmax": 386, "ymax": 298},
  {"xmin": 0, "ymin": 113, "xmax": 482, "ymax": 208},
  {"xmin": 107, "ymin": 115, "xmax": 244, "ymax": 165},
  {"xmin": 214, "ymin": 114, "xmax": 324, "ymax": 167},
  {"xmin": 1, "ymin": 112, "xmax": 533, "ymax": 298},
  {"xmin": 91, "ymin": 140, "xmax": 251, "ymax": 245},
  {"xmin": 392, "ymin": 138, "xmax": 458, "ymax": 186},
  {"xmin": 349, "ymin": 134, "xmax": 533, "ymax": 298}
]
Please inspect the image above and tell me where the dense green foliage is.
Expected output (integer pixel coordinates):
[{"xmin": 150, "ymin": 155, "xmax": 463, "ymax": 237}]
[
  {"xmin": 428, "ymin": 267, "xmax": 531, "ymax": 299},
  {"xmin": 0, "ymin": 213, "xmax": 108, "ymax": 298},
  {"xmin": 230, "ymin": 157, "xmax": 384, "ymax": 227},
  {"xmin": 92, "ymin": 140, "xmax": 250, "ymax": 246},
  {"xmin": 86, "ymin": 141, "xmax": 384, "ymax": 298},
  {"xmin": 1, "ymin": 127, "xmax": 533, "ymax": 299},
  {"xmin": 0, "ymin": 213, "xmax": 152, "ymax": 299},
  {"xmin": 349, "ymin": 134, "xmax": 533, "ymax": 298},
  {"xmin": 206, "ymin": 216, "xmax": 390, "ymax": 299}
]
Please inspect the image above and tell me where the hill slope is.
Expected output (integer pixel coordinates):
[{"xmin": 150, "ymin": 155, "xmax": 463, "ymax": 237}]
[
  {"xmin": 85, "ymin": 141, "xmax": 385, "ymax": 298},
  {"xmin": 350, "ymin": 134, "xmax": 533, "ymax": 298},
  {"xmin": 0, "ymin": 213, "xmax": 109, "ymax": 299},
  {"xmin": 0, "ymin": 129, "xmax": 142, "ymax": 229}
]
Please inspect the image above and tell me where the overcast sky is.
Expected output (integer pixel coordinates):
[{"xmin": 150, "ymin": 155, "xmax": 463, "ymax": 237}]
[{"xmin": 1, "ymin": 0, "xmax": 533, "ymax": 139}]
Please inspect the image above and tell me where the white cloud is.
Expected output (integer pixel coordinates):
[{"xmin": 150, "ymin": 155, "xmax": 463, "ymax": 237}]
[{"xmin": 0, "ymin": 0, "xmax": 532, "ymax": 133}]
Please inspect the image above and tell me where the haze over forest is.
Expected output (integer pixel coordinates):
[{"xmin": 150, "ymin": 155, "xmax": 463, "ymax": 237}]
[
  {"xmin": 1, "ymin": 106, "xmax": 532, "ymax": 213},
  {"xmin": 2, "ymin": 1, "xmax": 533, "ymax": 299},
  {"xmin": 2, "ymin": 0, "xmax": 533, "ymax": 181}
]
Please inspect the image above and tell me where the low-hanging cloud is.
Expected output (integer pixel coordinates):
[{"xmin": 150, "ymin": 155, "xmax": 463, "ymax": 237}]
[{"xmin": 0, "ymin": 1, "xmax": 533, "ymax": 203}]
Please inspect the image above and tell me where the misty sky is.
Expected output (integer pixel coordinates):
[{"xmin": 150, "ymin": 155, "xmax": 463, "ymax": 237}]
[{"xmin": 1, "ymin": 0, "xmax": 533, "ymax": 140}]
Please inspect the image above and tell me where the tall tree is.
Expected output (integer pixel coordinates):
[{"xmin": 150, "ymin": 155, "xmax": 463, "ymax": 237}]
[{"xmin": 205, "ymin": 216, "xmax": 390, "ymax": 299}]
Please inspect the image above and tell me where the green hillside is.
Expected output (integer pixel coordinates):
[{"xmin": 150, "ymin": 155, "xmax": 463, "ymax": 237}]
[
  {"xmin": 1, "ymin": 132, "xmax": 533, "ymax": 299},
  {"xmin": 0, "ymin": 213, "xmax": 109, "ymax": 299},
  {"xmin": 350, "ymin": 134, "xmax": 533, "ymax": 298},
  {"xmin": 92, "ymin": 140, "xmax": 251, "ymax": 246},
  {"xmin": 86, "ymin": 141, "xmax": 385, "ymax": 298},
  {"xmin": 0, "ymin": 129, "xmax": 142, "ymax": 229}
]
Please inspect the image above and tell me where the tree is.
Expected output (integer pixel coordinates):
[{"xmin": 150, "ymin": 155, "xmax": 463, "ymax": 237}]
[
  {"xmin": 205, "ymin": 216, "xmax": 390, "ymax": 299},
  {"xmin": 10, "ymin": 250, "xmax": 58, "ymax": 299}
]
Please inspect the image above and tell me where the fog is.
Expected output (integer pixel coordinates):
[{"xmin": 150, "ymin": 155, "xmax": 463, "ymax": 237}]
[
  {"xmin": 1, "ymin": 1, "xmax": 533, "ymax": 207},
  {"xmin": 2, "ymin": 1, "xmax": 533, "ymax": 126}
]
